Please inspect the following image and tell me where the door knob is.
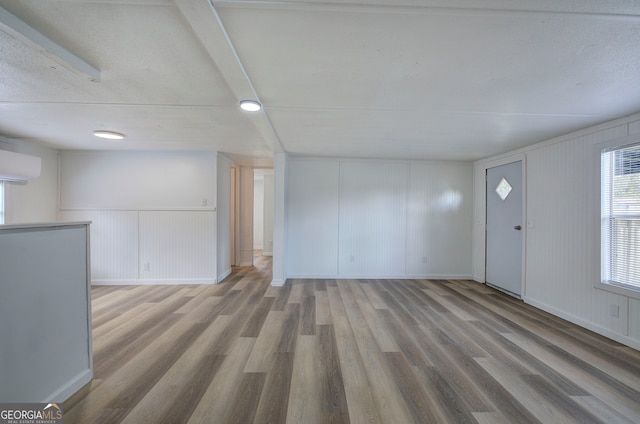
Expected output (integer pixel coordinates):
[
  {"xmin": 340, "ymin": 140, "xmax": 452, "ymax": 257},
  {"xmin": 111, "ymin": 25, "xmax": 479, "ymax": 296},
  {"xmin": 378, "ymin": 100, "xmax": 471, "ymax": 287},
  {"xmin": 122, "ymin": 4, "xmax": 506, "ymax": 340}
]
[{"xmin": 514, "ymin": 225, "xmax": 522, "ymax": 230}]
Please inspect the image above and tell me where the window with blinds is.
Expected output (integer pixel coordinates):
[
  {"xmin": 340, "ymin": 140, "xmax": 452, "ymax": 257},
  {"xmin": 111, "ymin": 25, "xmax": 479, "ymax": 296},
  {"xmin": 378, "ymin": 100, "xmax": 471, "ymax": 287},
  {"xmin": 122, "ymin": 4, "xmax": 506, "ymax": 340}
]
[{"xmin": 601, "ymin": 143, "xmax": 640, "ymax": 290}]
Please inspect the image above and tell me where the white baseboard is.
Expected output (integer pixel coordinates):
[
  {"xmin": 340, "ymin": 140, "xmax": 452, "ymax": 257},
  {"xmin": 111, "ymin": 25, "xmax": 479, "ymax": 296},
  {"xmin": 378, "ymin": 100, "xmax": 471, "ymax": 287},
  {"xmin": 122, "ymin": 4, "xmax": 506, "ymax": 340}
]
[
  {"xmin": 270, "ymin": 278, "xmax": 286, "ymax": 287},
  {"xmin": 44, "ymin": 369, "xmax": 93, "ymax": 403},
  {"xmin": 284, "ymin": 273, "xmax": 473, "ymax": 280},
  {"xmin": 92, "ymin": 278, "xmax": 217, "ymax": 285},
  {"xmin": 524, "ymin": 297, "xmax": 640, "ymax": 350},
  {"xmin": 217, "ymin": 268, "xmax": 232, "ymax": 283}
]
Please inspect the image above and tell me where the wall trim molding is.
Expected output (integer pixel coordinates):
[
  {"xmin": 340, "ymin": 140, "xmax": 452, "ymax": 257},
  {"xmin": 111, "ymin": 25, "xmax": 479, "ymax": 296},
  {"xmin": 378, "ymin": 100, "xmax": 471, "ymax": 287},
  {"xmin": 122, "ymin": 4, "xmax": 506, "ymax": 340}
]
[
  {"xmin": 284, "ymin": 274, "xmax": 474, "ymax": 280},
  {"xmin": 92, "ymin": 278, "xmax": 218, "ymax": 286},
  {"xmin": 44, "ymin": 369, "xmax": 93, "ymax": 403},
  {"xmin": 216, "ymin": 268, "xmax": 232, "ymax": 284},
  {"xmin": 525, "ymin": 297, "xmax": 640, "ymax": 350},
  {"xmin": 270, "ymin": 278, "xmax": 286, "ymax": 287}
]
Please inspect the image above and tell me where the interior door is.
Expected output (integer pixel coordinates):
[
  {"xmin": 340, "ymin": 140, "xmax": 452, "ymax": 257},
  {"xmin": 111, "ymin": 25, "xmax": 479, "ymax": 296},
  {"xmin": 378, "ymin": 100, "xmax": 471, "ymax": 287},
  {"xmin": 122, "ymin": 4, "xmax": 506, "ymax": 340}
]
[{"xmin": 486, "ymin": 160, "xmax": 523, "ymax": 297}]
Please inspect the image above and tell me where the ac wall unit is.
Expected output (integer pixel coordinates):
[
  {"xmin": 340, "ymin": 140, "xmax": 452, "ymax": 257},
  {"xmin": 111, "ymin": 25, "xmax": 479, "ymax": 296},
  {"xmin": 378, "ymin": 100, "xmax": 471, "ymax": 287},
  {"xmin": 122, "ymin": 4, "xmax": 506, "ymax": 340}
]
[{"xmin": 0, "ymin": 149, "xmax": 41, "ymax": 182}]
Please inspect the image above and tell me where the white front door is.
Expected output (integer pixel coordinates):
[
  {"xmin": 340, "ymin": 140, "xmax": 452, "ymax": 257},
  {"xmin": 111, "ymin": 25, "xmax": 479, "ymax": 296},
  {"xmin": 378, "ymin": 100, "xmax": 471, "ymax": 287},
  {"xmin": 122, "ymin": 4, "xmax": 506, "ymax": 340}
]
[{"xmin": 486, "ymin": 161, "xmax": 523, "ymax": 297}]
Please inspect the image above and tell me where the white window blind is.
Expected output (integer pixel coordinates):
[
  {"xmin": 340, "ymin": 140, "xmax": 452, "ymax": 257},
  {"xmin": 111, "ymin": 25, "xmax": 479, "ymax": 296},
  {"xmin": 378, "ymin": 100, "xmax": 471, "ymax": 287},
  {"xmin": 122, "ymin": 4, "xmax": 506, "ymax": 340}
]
[{"xmin": 602, "ymin": 143, "xmax": 640, "ymax": 289}]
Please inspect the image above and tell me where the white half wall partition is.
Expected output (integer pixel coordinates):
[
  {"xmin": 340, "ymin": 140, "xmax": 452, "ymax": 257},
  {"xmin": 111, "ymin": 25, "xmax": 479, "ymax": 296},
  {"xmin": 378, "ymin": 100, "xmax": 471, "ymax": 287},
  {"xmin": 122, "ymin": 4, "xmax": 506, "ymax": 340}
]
[
  {"xmin": 59, "ymin": 151, "xmax": 218, "ymax": 285},
  {"xmin": 286, "ymin": 157, "xmax": 473, "ymax": 279},
  {"xmin": 0, "ymin": 222, "xmax": 92, "ymax": 402}
]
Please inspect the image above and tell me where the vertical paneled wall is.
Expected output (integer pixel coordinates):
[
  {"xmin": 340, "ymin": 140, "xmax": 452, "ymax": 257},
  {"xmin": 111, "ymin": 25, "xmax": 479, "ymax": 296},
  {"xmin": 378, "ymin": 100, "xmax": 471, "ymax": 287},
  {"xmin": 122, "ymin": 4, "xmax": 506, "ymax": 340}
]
[
  {"xmin": 216, "ymin": 155, "xmax": 232, "ymax": 282},
  {"xmin": 406, "ymin": 162, "xmax": 473, "ymax": 276},
  {"xmin": 238, "ymin": 167, "xmax": 254, "ymax": 266},
  {"xmin": 473, "ymin": 113, "xmax": 640, "ymax": 349},
  {"xmin": 139, "ymin": 211, "xmax": 215, "ymax": 280},
  {"xmin": 338, "ymin": 162, "xmax": 407, "ymax": 276},
  {"xmin": 59, "ymin": 210, "xmax": 138, "ymax": 281},
  {"xmin": 263, "ymin": 172, "xmax": 275, "ymax": 256},
  {"xmin": 253, "ymin": 176, "xmax": 264, "ymax": 249},
  {"xmin": 286, "ymin": 158, "xmax": 473, "ymax": 279},
  {"xmin": 287, "ymin": 160, "xmax": 340, "ymax": 276},
  {"xmin": 59, "ymin": 151, "xmax": 218, "ymax": 284}
]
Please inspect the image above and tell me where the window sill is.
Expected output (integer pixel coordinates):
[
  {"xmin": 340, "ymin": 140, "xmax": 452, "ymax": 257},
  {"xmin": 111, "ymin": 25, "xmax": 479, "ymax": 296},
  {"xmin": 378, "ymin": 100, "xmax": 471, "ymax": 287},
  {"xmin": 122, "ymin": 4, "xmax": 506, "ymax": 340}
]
[{"xmin": 595, "ymin": 280, "xmax": 640, "ymax": 300}]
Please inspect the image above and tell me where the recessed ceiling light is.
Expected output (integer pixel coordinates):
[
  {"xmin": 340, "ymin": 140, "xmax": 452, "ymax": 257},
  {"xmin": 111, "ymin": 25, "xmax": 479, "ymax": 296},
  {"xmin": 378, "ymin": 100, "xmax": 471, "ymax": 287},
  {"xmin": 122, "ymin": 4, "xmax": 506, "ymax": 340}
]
[
  {"xmin": 93, "ymin": 130, "xmax": 125, "ymax": 140},
  {"xmin": 239, "ymin": 100, "xmax": 262, "ymax": 112}
]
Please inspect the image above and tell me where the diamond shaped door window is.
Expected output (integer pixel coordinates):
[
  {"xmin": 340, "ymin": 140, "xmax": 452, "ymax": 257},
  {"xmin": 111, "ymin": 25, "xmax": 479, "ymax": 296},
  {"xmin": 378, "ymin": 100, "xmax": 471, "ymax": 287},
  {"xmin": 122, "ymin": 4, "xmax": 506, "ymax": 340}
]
[{"xmin": 495, "ymin": 177, "xmax": 512, "ymax": 201}]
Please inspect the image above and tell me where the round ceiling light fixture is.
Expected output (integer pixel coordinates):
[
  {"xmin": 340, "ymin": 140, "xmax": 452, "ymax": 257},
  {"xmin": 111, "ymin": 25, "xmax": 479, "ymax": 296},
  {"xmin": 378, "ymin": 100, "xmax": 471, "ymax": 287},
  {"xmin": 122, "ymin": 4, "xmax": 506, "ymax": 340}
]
[
  {"xmin": 93, "ymin": 130, "xmax": 125, "ymax": 140},
  {"xmin": 239, "ymin": 100, "xmax": 262, "ymax": 112}
]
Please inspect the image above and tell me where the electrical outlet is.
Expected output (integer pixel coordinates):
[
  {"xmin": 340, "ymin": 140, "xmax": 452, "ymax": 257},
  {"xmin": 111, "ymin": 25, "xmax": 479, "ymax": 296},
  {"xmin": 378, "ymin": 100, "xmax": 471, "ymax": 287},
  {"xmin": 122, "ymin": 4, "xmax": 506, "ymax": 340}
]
[
  {"xmin": 609, "ymin": 304, "xmax": 620, "ymax": 318},
  {"xmin": 422, "ymin": 256, "xmax": 428, "ymax": 264},
  {"xmin": 202, "ymin": 198, "xmax": 208, "ymax": 206},
  {"xmin": 350, "ymin": 255, "xmax": 355, "ymax": 263},
  {"xmin": 144, "ymin": 262, "xmax": 150, "ymax": 272}
]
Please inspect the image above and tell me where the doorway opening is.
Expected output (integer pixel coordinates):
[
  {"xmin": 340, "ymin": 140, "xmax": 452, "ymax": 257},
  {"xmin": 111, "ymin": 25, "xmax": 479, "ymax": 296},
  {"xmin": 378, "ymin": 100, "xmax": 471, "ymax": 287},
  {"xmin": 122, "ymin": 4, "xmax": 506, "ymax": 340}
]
[
  {"xmin": 229, "ymin": 167, "xmax": 274, "ymax": 268},
  {"xmin": 254, "ymin": 169, "xmax": 274, "ymax": 263}
]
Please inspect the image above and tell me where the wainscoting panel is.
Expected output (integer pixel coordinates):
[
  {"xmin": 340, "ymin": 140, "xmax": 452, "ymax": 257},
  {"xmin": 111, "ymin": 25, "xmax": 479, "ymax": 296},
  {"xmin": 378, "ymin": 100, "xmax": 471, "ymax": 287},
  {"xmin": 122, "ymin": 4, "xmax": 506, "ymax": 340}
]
[
  {"xmin": 139, "ymin": 210, "xmax": 216, "ymax": 282},
  {"xmin": 59, "ymin": 210, "xmax": 138, "ymax": 282}
]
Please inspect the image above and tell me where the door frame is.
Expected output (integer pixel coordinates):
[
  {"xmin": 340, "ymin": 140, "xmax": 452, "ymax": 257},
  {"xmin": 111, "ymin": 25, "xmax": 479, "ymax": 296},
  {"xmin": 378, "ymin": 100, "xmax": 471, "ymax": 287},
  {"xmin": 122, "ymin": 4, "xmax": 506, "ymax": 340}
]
[{"xmin": 478, "ymin": 154, "xmax": 528, "ymax": 298}]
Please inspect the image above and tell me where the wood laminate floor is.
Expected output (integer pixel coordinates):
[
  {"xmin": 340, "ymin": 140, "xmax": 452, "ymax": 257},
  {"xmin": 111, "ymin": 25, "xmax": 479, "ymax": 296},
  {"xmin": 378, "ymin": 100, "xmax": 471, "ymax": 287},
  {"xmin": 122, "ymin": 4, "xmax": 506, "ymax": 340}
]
[{"xmin": 64, "ymin": 255, "xmax": 640, "ymax": 423}]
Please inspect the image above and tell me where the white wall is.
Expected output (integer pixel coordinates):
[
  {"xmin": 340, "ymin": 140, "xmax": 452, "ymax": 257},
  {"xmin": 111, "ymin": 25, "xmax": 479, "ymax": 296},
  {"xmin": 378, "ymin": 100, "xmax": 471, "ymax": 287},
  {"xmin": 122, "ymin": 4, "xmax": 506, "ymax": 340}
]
[
  {"xmin": 238, "ymin": 166, "xmax": 254, "ymax": 266},
  {"xmin": 59, "ymin": 151, "xmax": 218, "ymax": 284},
  {"xmin": 263, "ymin": 172, "xmax": 274, "ymax": 256},
  {"xmin": 253, "ymin": 170, "xmax": 274, "ymax": 254},
  {"xmin": 217, "ymin": 155, "xmax": 233, "ymax": 282},
  {"xmin": 286, "ymin": 158, "xmax": 473, "ymax": 279},
  {"xmin": 253, "ymin": 175, "xmax": 264, "ymax": 250},
  {"xmin": 1, "ymin": 140, "xmax": 58, "ymax": 224},
  {"xmin": 271, "ymin": 152, "xmax": 287, "ymax": 286},
  {"xmin": 473, "ymin": 112, "xmax": 640, "ymax": 349}
]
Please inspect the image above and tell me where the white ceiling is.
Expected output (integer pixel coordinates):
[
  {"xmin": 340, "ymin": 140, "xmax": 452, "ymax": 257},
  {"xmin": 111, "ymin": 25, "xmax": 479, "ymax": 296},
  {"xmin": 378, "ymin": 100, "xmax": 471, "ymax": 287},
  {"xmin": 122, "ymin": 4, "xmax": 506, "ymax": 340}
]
[{"xmin": 1, "ymin": 0, "xmax": 640, "ymax": 165}]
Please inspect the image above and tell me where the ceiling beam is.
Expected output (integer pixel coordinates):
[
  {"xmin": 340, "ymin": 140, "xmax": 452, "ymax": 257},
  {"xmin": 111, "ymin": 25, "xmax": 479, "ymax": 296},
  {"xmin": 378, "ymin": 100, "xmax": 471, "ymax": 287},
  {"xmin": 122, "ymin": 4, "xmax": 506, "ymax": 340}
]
[
  {"xmin": 0, "ymin": 6, "xmax": 100, "ymax": 82},
  {"xmin": 175, "ymin": 0, "xmax": 284, "ymax": 154}
]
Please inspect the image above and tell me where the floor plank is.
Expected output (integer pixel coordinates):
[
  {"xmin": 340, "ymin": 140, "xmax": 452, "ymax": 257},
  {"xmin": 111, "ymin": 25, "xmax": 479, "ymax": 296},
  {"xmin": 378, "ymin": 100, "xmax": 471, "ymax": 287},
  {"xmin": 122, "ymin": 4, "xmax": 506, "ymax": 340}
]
[{"xmin": 64, "ymin": 259, "xmax": 640, "ymax": 423}]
